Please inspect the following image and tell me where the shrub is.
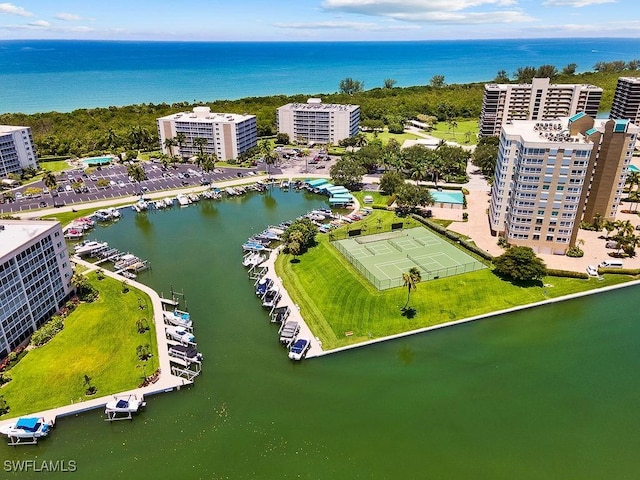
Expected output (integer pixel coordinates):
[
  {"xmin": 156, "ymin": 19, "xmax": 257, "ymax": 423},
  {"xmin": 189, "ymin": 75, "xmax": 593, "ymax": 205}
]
[
  {"xmin": 0, "ymin": 373, "xmax": 11, "ymax": 386},
  {"xmin": 0, "ymin": 396, "xmax": 9, "ymax": 415},
  {"xmin": 462, "ymin": 212, "xmax": 468, "ymax": 221},
  {"xmin": 565, "ymin": 246, "xmax": 584, "ymax": 258},
  {"xmin": 546, "ymin": 269, "xmax": 589, "ymax": 279},
  {"xmin": 30, "ymin": 315, "xmax": 65, "ymax": 347},
  {"xmin": 386, "ymin": 193, "xmax": 397, "ymax": 206},
  {"xmin": 598, "ymin": 267, "xmax": 640, "ymax": 275}
]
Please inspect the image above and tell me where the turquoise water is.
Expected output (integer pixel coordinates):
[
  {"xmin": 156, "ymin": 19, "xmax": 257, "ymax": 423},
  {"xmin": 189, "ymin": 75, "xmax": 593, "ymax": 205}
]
[
  {"xmin": 431, "ymin": 189, "xmax": 464, "ymax": 204},
  {"xmin": 3, "ymin": 189, "xmax": 640, "ymax": 479},
  {"xmin": 82, "ymin": 156, "xmax": 112, "ymax": 166},
  {"xmin": 2, "ymin": 38, "xmax": 640, "ymax": 114},
  {"xmin": 629, "ymin": 164, "xmax": 639, "ymax": 173}
]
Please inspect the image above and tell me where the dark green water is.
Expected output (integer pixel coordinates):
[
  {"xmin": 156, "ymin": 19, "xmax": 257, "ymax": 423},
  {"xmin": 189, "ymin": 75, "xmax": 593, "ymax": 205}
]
[{"xmin": 4, "ymin": 189, "xmax": 640, "ymax": 479}]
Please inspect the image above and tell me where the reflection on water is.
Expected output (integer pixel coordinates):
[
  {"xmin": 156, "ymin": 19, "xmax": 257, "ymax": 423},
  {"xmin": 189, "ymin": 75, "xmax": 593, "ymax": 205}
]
[{"xmin": 4, "ymin": 190, "xmax": 640, "ymax": 480}]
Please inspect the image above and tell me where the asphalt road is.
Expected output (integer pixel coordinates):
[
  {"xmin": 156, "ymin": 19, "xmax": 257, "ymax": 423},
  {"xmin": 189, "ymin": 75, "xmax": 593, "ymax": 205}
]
[{"xmin": 0, "ymin": 162, "xmax": 267, "ymax": 214}]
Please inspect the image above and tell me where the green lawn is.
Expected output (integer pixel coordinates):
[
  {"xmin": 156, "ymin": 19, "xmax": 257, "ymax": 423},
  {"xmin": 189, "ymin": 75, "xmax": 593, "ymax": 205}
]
[
  {"xmin": 276, "ymin": 232, "xmax": 634, "ymax": 350},
  {"xmin": 41, "ymin": 201, "xmax": 133, "ymax": 226},
  {"xmin": 427, "ymin": 119, "xmax": 479, "ymax": 145},
  {"xmin": 39, "ymin": 160, "xmax": 72, "ymax": 174},
  {"xmin": 352, "ymin": 190, "xmax": 391, "ymax": 208},
  {"xmin": 0, "ymin": 272, "xmax": 159, "ymax": 418},
  {"xmin": 363, "ymin": 130, "xmax": 422, "ymax": 145}
]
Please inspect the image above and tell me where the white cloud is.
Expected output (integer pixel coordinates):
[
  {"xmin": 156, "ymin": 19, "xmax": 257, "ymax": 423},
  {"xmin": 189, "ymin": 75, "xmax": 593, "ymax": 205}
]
[
  {"xmin": 0, "ymin": 2, "xmax": 33, "ymax": 16},
  {"xmin": 542, "ymin": 0, "xmax": 615, "ymax": 6},
  {"xmin": 321, "ymin": 0, "xmax": 534, "ymax": 24},
  {"xmin": 274, "ymin": 20, "xmax": 419, "ymax": 31},
  {"xmin": 28, "ymin": 20, "xmax": 49, "ymax": 27},
  {"xmin": 55, "ymin": 13, "xmax": 82, "ymax": 21}
]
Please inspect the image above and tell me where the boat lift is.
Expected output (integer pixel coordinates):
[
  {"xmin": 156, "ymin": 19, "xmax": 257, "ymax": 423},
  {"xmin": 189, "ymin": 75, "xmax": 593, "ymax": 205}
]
[
  {"xmin": 250, "ymin": 266, "xmax": 268, "ymax": 282},
  {"xmin": 104, "ymin": 394, "xmax": 146, "ymax": 422}
]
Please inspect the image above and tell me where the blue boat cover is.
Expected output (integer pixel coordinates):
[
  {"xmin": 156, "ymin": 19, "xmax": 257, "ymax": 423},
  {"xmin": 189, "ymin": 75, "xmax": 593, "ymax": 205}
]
[
  {"xmin": 16, "ymin": 417, "xmax": 39, "ymax": 431},
  {"xmin": 116, "ymin": 399, "xmax": 129, "ymax": 409}
]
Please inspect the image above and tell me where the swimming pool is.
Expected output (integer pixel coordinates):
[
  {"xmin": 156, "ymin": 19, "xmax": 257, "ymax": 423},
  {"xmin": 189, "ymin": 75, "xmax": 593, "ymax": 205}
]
[
  {"xmin": 430, "ymin": 189, "xmax": 464, "ymax": 204},
  {"xmin": 629, "ymin": 164, "xmax": 639, "ymax": 173},
  {"xmin": 82, "ymin": 156, "xmax": 112, "ymax": 166}
]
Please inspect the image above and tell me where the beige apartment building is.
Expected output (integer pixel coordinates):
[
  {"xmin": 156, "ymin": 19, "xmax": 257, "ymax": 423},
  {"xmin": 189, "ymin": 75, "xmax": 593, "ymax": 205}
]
[
  {"xmin": 610, "ymin": 76, "xmax": 640, "ymax": 126},
  {"xmin": 479, "ymin": 78, "xmax": 602, "ymax": 137},
  {"xmin": 0, "ymin": 220, "xmax": 73, "ymax": 358},
  {"xmin": 157, "ymin": 107, "xmax": 257, "ymax": 161},
  {"xmin": 489, "ymin": 114, "xmax": 638, "ymax": 255},
  {"xmin": 276, "ymin": 98, "xmax": 360, "ymax": 145}
]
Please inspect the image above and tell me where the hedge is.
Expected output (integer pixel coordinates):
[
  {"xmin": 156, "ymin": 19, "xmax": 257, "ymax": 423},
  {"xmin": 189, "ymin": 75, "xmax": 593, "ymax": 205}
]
[
  {"xmin": 598, "ymin": 267, "xmax": 640, "ymax": 275},
  {"xmin": 546, "ymin": 269, "xmax": 589, "ymax": 279},
  {"xmin": 30, "ymin": 315, "xmax": 65, "ymax": 347}
]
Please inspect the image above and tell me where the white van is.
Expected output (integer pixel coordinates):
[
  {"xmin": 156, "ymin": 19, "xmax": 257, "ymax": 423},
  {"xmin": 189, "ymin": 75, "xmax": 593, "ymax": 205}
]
[{"xmin": 599, "ymin": 260, "xmax": 623, "ymax": 268}]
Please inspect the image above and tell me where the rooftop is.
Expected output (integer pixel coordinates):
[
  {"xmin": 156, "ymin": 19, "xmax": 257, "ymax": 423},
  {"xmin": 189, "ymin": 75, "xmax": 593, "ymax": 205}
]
[
  {"xmin": 279, "ymin": 102, "xmax": 359, "ymax": 112},
  {"xmin": 0, "ymin": 125, "xmax": 29, "ymax": 134},
  {"xmin": 0, "ymin": 220, "xmax": 59, "ymax": 260},
  {"xmin": 158, "ymin": 107, "xmax": 254, "ymax": 124}
]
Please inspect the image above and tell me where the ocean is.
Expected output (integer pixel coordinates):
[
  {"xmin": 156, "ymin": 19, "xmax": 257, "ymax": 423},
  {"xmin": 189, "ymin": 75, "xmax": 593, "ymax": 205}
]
[{"xmin": 1, "ymin": 38, "xmax": 640, "ymax": 114}]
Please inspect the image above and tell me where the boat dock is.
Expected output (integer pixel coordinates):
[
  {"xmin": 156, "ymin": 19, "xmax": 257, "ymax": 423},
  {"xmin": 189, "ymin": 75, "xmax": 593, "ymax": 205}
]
[{"xmin": 0, "ymin": 260, "xmax": 194, "ymax": 435}]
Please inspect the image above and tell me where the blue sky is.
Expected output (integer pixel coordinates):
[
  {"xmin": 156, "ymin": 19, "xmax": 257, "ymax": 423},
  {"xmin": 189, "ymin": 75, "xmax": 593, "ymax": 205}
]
[{"xmin": 0, "ymin": 1, "xmax": 638, "ymax": 41}]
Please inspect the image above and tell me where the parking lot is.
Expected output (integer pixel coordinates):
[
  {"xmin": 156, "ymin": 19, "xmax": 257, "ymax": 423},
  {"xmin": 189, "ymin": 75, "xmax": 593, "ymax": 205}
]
[{"xmin": 0, "ymin": 161, "xmax": 265, "ymax": 213}]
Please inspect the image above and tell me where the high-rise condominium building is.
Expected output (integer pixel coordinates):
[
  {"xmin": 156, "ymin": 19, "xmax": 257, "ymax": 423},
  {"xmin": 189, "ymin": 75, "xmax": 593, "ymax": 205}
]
[
  {"xmin": 479, "ymin": 78, "xmax": 603, "ymax": 137},
  {"xmin": 610, "ymin": 76, "xmax": 640, "ymax": 126},
  {"xmin": 489, "ymin": 114, "xmax": 638, "ymax": 255},
  {"xmin": 157, "ymin": 107, "xmax": 257, "ymax": 161},
  {"xmin": 276, "ymin": 98, "xmax": 360, "ymax": 145},
  {"xmin": 0, "ymin": 220, "xmax": 73, "ymax": 358},
  {"xmin": 0, "ymin": 125, "xmax": 39, "ymax": 177}
]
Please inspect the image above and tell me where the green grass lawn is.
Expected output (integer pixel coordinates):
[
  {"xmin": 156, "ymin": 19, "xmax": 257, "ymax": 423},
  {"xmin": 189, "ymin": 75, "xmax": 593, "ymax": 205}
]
[
  {"xmin": 363, "ymin": 130, "xmax": 422, "ymax": 145},
  {"xmin": 0, "ymin": 272, "xmax": 159, "ymax": 418},
  {"xmin": 427, "ymin": 119, "xmax": 479, "ymax": 145},
  {"xmin": 352, "ymin": 190, "xmax": 390, "ymax": 208},
  {"xmin": 41, "ymin": 201, "xmax": 133, "ymax": 226},
  {"xmin": 39, "ymin": 160, "xmax": 72, "ymax": 174},
  {"xmin": 276, "ymin": 232, "xmax": 634, "ymax": 350}
]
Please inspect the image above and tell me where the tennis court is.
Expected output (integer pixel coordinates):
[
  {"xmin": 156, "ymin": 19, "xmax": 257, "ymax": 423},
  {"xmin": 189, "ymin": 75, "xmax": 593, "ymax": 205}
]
[{"xmin": 333, "ymin": 227, "xmax": 486, "ymax": 291}]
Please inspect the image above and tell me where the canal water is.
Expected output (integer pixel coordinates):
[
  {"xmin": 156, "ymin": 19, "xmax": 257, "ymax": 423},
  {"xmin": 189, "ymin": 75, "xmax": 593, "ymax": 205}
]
[{"xmin": 4, "ymin": 189, "xmax": 640, "ymax": 479}]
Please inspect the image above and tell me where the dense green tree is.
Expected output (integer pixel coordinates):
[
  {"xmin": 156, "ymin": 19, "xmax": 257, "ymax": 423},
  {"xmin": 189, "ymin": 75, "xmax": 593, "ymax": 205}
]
[
  {"xmin": 494, "ymin": 70, "xmax": 510, "ymax": 82},
  {"xmin": 562, "ymin": 63, "xmax": 578, "ymax": 75},
  {"xmin": 493, "ymin": 246, "xmax": 547, "ymax": 282},
  {"xmin": 472, "ymin": 136, "xmax": 499, "ymax": 178},
  {"xmin": 330, "ymin": 156, "xmax": 366, "ymax": 190},
  {"xmin": 339, "ymin": 77, "xmax": 364, "ymax": 95},
  {"xmin": 126, "ymin": 163, "xmax": 146, "ymax": 195},
  {"xmin": 42, "ymin": 170, "xmax": 57, "ymax": 192},
  {"xmin": 379, "ymin": 171, "xmax": 406, "ymax": 195},
  {"xmin": 429, "ymin": 75, "xmax": 446, "ymax": 88},
  {"xmin": 513, "ymin": 66, "xmax": 537, "ymax": 83},
  {"xmin": 395, "ymin": 184, "xmax": 434, "ymax": 214},
  {"xmin": 535, "ymin": 64, "xmax": 559, "ymax": 79},
  {"xmin": 275, "ymin": 133, "xmax": 290, "ymax": 145},
  {"xmin": 282, "ymin": 218, "xmax": 318, "ymax": 252},
  {"xmin": 383, "ymin": 78, "xmax": 397, "ymax": 89}
]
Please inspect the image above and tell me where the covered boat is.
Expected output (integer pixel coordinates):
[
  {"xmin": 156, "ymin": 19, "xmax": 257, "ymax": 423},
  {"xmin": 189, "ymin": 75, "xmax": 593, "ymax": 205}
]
[
  {"xmin": 104, "ymin": 394, "xmax": 146, "ymax": 421},
  {"xmin": 0, "ymin": 417, "xmax": 53, "ymax": 445}
]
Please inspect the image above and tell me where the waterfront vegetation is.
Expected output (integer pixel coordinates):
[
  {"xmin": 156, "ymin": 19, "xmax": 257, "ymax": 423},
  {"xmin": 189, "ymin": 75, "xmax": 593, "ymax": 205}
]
[
  {"xmin": 0, "ymin": 70, "xmax": 633, "ymax": 160},
  {"xmin": 0, "ymin": 272, "xmax": 158, "ymax": 417},
  {"xmin": 276, "ymin": 212, "xmax": 635, "ymax": 350}
]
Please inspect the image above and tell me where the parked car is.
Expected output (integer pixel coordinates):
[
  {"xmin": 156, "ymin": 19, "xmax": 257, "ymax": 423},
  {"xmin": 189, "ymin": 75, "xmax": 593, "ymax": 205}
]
[
  {"xmin": 586, "ymin": 265, "xmax": 598, "ymax": 277},
  {"xmin": 200, "ymin": 179, "xmax": 211, "ymax": 186},
  {"xmin": 605, "ymin": 241, "xmax": 618, "ymax": 249},
  {"xmin": 38, "ymin": 201, "xmax": 47, "ymax": 208},
  {"xmin": 117, "ymin": 181, "xmax": 126, "ymax": 188},
  {"xmin": 15, "ymin": 192, "xmax": 23, "ymax": 199},
  {"xmin": 65, "ymin": 185, "xmax": 73, "ymax": 192}
]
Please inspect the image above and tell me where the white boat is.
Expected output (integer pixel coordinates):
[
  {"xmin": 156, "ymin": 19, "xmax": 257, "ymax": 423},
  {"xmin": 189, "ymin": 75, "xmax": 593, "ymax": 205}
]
[
  {"xmin": 164, "ymin": 197, "xmax": 175, "ymax": 207},
  {"xmin": 165, "ymin": 325, "xmax": 196, "ymax": 345},
  {"xmin": 74, "ymin": 240, "xmax": 108, "ymax": 256},
  {"xmin": 225, "ymin": 187, "xmax": 237, "ymax": 196},
  {"xmin": 242, "ymin": 252, "xmax": 265, "ymax": 267},
  {"xmin": 288, "ymin": 338, "xmax": 311, "ymax": 361},
  {"xmin": 64, "ymin": 228, "xmax": 84, "ymax": 239},
  {"xmin": 106, "ymin": 207, "xmax": 121, "ymax": 218},
  {"xmin": 168, "ymin": 343, "xmax": 203, "ymax": 366},
  {"xmin": 104, "ymin": 394, "xmax": 146, "ymax": 421},
  {"xmin": 154, "ymin": 200, "xmax": 166, "ymax": 209},
  {"xmin": 163, "ymin": 309, "xmax": 192, "ymax": 329},
  {"xmin": 0, "ymin": 417, "xmax": 53, "ymax": 445},
  {"xmin": 177, "ymin": 194, "xmax": 190, "ymax": 206},
  {"xmin": 93, "ymin": 209, "xmax": 112, "ymax": 221},
  {"xmin": 188, "ymin": 193, "xmax": 200, "ymax": 202}
]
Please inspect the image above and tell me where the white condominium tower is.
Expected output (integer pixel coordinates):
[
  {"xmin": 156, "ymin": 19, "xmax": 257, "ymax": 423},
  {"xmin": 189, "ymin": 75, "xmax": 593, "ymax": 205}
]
[
  {"xmin": 157, "ymin": 107, "xmax": 257, "ymax": 161},
  {"xmin": 0, "ymin": 125, "xmax": 39, "ymax": 177},
  {"xmin": 277, "ymin": 98, "xmax": 360, "ymax": 145},
  {"xmin": 479, "ymin": 78, "xmax": 602, "ymax": 137},
  {"xmin": 489, "ymin": 114, "xmax": 638, "ymax": 255},
  {"xmin": 610, "ymin": 76, "xmax": 640, "ymax": 126},
  {"xmin": 0, "ymin": 220, "xmax": 73, "ymax": 358}
]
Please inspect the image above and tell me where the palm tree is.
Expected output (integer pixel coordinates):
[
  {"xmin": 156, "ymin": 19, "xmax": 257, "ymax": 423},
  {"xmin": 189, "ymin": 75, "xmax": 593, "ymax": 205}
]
[
  {"xmin": 193, "ymin": 137, "xmax": 208, "ymax": 157},
  {"xmin": 42, "ymin": 170, "xmax": 57, "ymax": 193},
  {"xmin": 402, "ymin": 267, "xmax": 422, "ymax": 311},
  {"xmin": 625, "ymin": 171, "xmax": 640, "ymax": 192},
  {"xmin": 446, "ymin": 119, "xmax": 458, "ymax": 139},
  {"xmin": 126, "ymin": 163, "xmax": 146, "ymax": 196},
  {"xmin": 200, "ymin": 153, "xmax": 217, "ymax": 173},
  {"xmin": 175, "ymin": 132, "xmax": 187, "ymax": 161},
  {"xmin": 163, "ymin": 137, "xmax": 177, "ymax": 158},
  {"xmin": 105, "ymin": 128, "xmax": 119, "ymax": 151}
]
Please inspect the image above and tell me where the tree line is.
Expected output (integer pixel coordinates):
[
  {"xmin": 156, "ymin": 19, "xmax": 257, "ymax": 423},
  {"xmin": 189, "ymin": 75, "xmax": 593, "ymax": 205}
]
[{"xmin": 0, "ymin": 67, "xmax": 634, "ymax": 161}]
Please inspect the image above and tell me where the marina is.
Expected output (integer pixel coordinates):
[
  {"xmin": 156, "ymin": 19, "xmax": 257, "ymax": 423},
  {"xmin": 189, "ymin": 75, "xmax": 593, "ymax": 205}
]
[{"xmin": 3, "ymin": 189, "xmax": 639, "ymax": 478}]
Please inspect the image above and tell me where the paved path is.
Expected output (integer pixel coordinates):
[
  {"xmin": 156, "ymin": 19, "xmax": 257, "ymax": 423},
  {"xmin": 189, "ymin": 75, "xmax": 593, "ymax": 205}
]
[{"xmin": 0, "ymin": 258, "xmax": 192, "ymax": 428}]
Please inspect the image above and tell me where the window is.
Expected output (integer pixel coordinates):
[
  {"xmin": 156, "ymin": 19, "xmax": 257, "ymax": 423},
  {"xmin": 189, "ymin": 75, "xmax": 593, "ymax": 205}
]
[
  {"xmin": 556, "ymin": 185, "xmax": 564, "ymax": 191},
  {"xmin": 546, "ymin": 235, "xmax": 554, "ymax": 241},
  {"xmin": 542, "ymin": 185, "xmax": 550, "ymax": 190}
]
